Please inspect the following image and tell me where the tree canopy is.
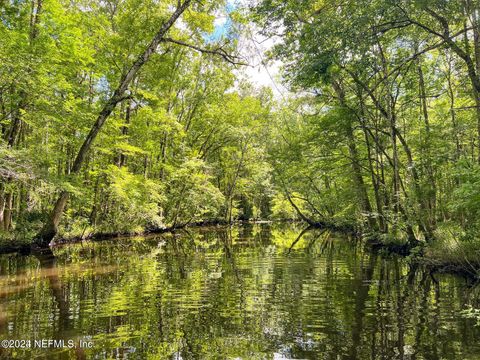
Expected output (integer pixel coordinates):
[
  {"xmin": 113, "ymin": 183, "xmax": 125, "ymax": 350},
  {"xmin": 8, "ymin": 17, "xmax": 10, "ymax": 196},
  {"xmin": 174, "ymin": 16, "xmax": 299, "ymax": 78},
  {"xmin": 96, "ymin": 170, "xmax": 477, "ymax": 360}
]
[{"xmin": 2, "ymin": 0, "xmax": 480, "ymax": 258}]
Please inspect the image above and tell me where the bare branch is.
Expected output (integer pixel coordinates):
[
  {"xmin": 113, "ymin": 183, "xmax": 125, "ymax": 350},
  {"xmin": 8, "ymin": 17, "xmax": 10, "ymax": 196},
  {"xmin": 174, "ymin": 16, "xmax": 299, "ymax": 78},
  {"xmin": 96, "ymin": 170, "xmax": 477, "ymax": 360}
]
[
  {"xmin": 371, "ymin": 19, "xmax": 411, "ymax": 35},
  {"xmin": 162, "ymin": 37, "xmax": 248, "ymax": 66}
]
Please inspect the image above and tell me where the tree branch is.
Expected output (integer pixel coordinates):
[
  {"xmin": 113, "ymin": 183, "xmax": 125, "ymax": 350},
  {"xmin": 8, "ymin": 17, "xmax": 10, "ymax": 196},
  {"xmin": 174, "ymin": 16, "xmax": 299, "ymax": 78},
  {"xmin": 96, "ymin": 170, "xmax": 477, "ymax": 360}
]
[{"xmin": 162, "ymin": 37, "xmax": 248, "ymax": 66}]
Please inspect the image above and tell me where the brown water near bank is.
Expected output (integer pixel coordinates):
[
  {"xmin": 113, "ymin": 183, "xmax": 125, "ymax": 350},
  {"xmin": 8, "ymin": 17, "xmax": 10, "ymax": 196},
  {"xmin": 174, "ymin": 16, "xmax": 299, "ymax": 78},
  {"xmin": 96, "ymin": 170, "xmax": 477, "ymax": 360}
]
[{"xmin": 0, "ymin": 224, "xmax": 479, "ymax": 359}]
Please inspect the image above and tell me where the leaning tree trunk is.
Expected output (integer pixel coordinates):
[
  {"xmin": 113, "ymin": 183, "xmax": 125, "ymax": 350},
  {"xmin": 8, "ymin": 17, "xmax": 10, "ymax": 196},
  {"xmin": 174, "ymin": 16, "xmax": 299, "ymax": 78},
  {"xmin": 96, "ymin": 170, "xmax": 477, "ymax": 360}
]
[{"xmin": 35, "ymin": 0, "xmax": 192, "ymax": 247}]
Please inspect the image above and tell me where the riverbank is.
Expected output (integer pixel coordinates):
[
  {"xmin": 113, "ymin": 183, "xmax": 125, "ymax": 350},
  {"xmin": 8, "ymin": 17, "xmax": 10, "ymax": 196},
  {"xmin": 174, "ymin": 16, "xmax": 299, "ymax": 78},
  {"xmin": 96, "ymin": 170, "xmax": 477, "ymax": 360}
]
[
  {"xmin": 306, "ymin": 219, "xmax": 480, "ymax": 280},
  {"xmin": 362, "ymin": 227, "xmax": 480, "ymax": 280},
  {"xmin": 0, "ymin": 219, "xmax": 300, "ymax": 255}
]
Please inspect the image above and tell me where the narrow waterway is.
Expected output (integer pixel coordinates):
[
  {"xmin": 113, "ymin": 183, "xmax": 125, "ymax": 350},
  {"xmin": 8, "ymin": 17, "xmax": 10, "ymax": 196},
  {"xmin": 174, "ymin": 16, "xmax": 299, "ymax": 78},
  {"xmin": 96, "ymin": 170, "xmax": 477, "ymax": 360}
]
[{"xmin": 0, "ymin": 224, "xmax": 479, "ymax": 359}]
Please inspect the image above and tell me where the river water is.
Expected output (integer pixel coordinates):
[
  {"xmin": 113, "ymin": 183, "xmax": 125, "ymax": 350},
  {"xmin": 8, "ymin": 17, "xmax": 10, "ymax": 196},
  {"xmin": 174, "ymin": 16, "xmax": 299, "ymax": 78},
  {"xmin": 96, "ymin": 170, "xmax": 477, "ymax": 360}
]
[{"xmin": 0, "ymin": 224, "xmax": 479, "ymax": 359}]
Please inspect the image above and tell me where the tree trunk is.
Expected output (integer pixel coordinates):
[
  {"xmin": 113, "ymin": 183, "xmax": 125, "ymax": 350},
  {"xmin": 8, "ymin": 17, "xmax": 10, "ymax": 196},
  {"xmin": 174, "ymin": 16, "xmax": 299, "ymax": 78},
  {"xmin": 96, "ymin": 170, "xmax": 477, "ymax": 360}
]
[
  {"xmin": 35, "ymin": 0, "xmax": 192, "ymax": 247},
  {"xmin": 118, "ymin": 99, "xmax": 131, "ymax": 167},
  {"xmin": 471, "ymin": 1, "xmax": 480, "ymax": 163},
  {"xmin": 346, "ymin": 120, "xmax": 375, "ymax": 229},
  {"xmin": 3, "ymin": 193, "xmax": 13, "ymax": 231},
  {"xmin": 224, "ymin": 141, "xmax": 248, "ymax": 223},
  {"xmin": 358, "ymin": 99, "xmax": 386, "ymax": 232},
  {"xmin": 332, "ymin": 80, "xmax": 375, "ymax": 229},
  {"xmin": 417, "ymin": 57, "xmax": 437, "ymax": 229},
  {"xmin": 0, "ymin": 192, "xmax": 4, "ymax": 226},
  {"xmin": 446, "ymin": 54, "xmax": 461, "ymax": 160}
]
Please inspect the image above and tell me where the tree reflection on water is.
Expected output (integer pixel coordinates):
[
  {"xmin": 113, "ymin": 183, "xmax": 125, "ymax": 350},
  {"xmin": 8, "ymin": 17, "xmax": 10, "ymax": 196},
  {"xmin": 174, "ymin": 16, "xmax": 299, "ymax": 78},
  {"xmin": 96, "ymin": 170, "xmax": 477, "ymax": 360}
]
[{"xmin": 0, "ymin": 224, "xmax": 479, "ymax": 359}]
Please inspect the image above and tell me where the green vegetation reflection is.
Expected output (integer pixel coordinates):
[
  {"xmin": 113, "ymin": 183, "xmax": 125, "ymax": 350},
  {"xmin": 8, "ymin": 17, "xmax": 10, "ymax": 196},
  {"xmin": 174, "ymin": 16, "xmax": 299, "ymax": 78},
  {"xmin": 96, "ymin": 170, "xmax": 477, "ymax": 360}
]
[{"xmin": 0, "ymin": 225, "xmax": 479, "ymax": 359}]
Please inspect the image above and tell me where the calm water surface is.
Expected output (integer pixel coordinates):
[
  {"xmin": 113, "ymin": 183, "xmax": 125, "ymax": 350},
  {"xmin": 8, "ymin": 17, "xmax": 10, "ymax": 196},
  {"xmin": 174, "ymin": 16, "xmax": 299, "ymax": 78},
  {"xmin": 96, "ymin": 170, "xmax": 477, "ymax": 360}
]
[{"xmin": 0, "ymin": 224, "xmax": 479, "ymax": 359}]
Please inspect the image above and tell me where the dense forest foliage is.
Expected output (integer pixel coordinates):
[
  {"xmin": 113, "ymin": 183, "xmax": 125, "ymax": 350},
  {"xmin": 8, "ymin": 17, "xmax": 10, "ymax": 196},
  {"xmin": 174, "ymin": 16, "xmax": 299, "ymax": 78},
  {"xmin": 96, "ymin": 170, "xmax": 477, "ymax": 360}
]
[
  {"xmin": 2, "ymin": 0, "xmax": 480, "ymax": 261},
  {"xmin": 254, "ymin": 0, "xmax": 480, "ymax": 259},
  {"xmin": 0, "ymin": 0, "xmax": 277, "ymax": 245}
]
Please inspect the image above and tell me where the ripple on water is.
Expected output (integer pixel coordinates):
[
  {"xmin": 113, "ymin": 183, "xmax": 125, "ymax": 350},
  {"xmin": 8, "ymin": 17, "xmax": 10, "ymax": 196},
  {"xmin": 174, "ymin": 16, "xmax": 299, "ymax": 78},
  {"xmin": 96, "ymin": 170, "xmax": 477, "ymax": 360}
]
[{"xmin": 0, "ymin": 226, "xmax": 479, "ymax": 359}]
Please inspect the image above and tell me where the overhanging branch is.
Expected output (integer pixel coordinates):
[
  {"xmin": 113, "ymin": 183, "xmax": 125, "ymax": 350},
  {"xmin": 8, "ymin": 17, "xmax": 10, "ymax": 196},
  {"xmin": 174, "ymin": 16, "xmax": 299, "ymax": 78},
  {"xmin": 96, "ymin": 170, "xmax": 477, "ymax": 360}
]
[{"xmin": 162, "ymin": 37, "xmax": 248, "ymax": 66}]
